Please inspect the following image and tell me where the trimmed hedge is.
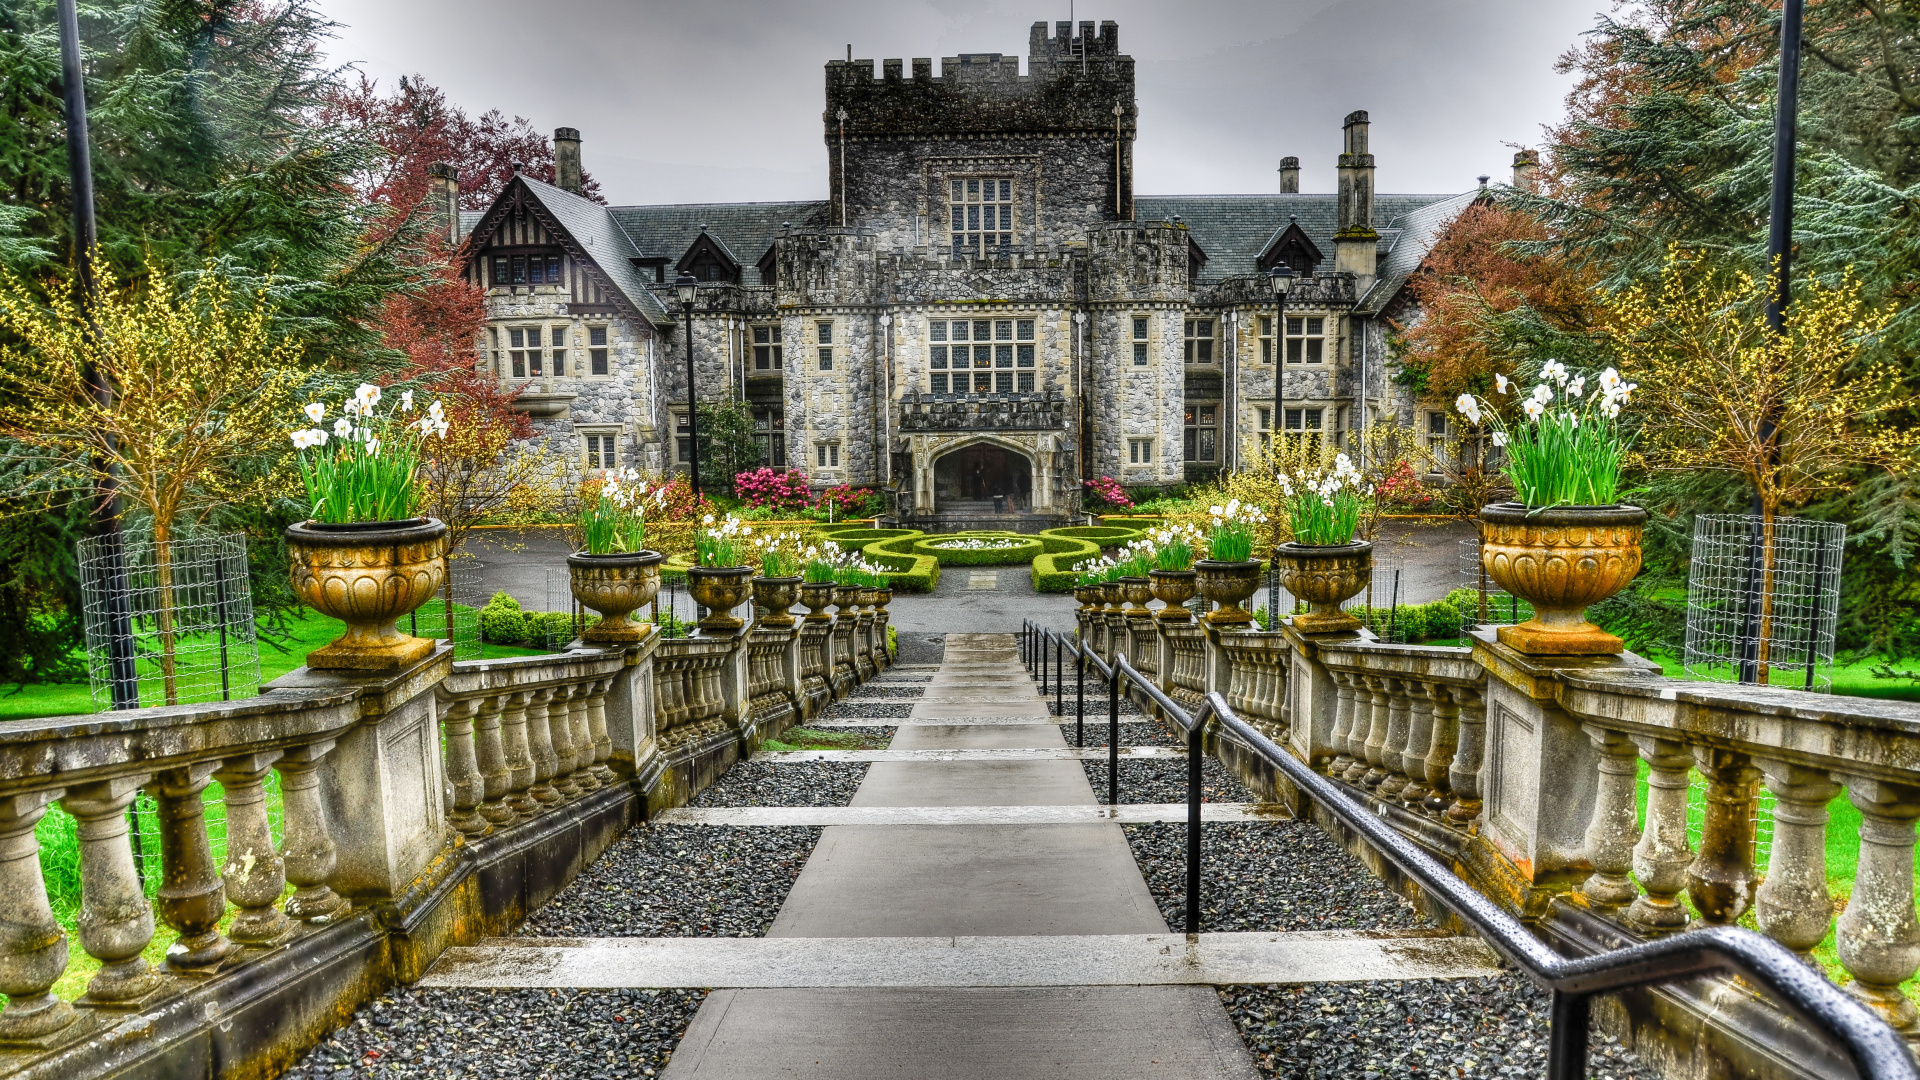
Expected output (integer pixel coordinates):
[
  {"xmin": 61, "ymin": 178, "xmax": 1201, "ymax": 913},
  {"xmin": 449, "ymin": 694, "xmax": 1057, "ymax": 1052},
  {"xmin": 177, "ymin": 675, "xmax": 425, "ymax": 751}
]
[
  {"xmin": 1030, "ymin": 529, "xmax": 1105, "ymax": 593},
  {"xmin": 911, "ymin": 532, "xmax": 1045, "ymax": 566},
  {"xmin": 859, "ymin": 533, "xmax": 940, "ymax": 592},
  {"xmin": 1047, "ymin": 525, "xmax": 1147, "ymax": 547}
]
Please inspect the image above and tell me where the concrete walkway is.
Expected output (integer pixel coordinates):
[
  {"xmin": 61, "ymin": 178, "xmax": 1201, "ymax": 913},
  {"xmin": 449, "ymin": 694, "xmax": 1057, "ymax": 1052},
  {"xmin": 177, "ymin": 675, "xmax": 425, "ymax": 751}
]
[{"xmin": 662, "ymin": 632, "xmax": 1261, "ymax": 1080}]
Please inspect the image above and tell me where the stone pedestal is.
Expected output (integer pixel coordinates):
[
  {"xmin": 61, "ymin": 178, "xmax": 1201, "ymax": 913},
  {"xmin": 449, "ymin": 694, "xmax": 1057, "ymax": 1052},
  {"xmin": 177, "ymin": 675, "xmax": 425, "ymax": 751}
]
[{"xmin": 265, "ymin": 646, "xmax": 455, "ymax": 901}]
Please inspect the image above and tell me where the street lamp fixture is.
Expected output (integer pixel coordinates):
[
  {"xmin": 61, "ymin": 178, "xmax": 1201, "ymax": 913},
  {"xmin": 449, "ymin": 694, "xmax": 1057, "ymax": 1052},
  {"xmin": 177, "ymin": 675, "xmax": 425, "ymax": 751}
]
[
  {"xmin": 1266, "ymin": 259, "xmax": 1296, "ymax": 629},
  {"xmin": 676, "ymin": 272, "xmax": 700, "ymax": 497}
]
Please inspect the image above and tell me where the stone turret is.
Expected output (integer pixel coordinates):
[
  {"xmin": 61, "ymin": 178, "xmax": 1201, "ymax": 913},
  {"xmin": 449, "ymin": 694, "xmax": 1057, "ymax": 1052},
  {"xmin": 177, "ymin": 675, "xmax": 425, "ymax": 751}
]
[
  {"xmin": 1278, "ymin": 156, "xmax": 1300, "ymax": 194},
  {"xmin": 428, "ymin": 162, "xmax": 459, "ymax": 245},
  {"xmin": 1334, "ymin": 111, "xmax": 1377, "ymax": 289}
]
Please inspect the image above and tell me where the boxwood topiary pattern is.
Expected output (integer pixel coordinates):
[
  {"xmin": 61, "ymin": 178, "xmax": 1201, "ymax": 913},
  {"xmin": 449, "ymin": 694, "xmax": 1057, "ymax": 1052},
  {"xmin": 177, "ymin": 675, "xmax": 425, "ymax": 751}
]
[{"xmin": 910, "ymin": 532, "xmax": 1046, "ymax": 567}]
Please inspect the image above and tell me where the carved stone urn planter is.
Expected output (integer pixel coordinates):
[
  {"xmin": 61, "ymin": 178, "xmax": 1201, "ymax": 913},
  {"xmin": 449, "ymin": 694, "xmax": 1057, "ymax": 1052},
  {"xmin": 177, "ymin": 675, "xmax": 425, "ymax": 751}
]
[
  {"xmin": 1480, "ymin": 502, "xmax": 1647, "ymax": 655},
  {"xmin": 286, "ymin": 517, "xmax": 448, "ymax": 671},
  {"xmin": 875, "ymin": 589, "xmax": 893, "ymax": 616},
  {"xmin": 567, "ymin": 550, "xmax": 664, "ymax": 644},
  {"xmin": 1119, "ymin": 576, "xmax": 1153, "ymax": 616},
  {"xmin": 686, "ymin": 565, "xmax": 754, "ymax": 634},
  {"xmin": 1148, "ymin": 569, "xmax": 1196, "ymax": 622},
  {"xmin": 857, "ymin": 586, "xmax": 881, "ymax": 612},
  {"xmin": 1073, "ymin": 584, "xmax": 1101, "ymax": 615},
  {"xmin": 1193, "ymin": 559, "xmax": 1262, "ymax": 627},
  {"xmin": 752, "ymin": 575, "xmax": 802, "ymax": 628},
  {"xmin": 1099, "ymin": 580, "xmax": 1125, "ymax": 613},
  {"xmin": 800, "ymin": 582, "xmax": 836, "ymax": 622},
  {"xmin": 1275, "ymin": 541, "xmax": 1372, "ymax": 634},
  {"xmin": 830, "ymin": 584, "xmax": 859, "ymax": 613}
]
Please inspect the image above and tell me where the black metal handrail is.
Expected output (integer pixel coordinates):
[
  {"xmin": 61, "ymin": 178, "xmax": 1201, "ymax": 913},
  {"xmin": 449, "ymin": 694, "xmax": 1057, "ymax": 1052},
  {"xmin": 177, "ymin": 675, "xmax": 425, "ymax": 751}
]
[{"xmin": 1015, "ymin": 622, "xmax": 1914, "ymax": 1080}]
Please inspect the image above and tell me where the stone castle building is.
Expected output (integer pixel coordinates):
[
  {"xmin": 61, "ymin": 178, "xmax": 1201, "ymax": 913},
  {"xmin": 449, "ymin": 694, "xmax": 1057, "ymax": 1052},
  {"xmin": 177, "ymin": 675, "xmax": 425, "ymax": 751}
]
[{"xmin": 452, "ymin": 20, "xmax": 1504, "ymax": 528}]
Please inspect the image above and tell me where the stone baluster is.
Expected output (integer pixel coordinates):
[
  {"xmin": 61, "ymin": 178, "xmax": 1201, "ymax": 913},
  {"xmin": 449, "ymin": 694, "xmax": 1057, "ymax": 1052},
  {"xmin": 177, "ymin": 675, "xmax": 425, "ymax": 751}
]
[
  {"xmin": 1420, "ymin": 686, "xmax": 1459, "ymax": 818},
  {"xmin": 473, "ymin": 693, "xmax": 518, "ymax": 827},
  {"xmin": 566, "ymin": 682, "xmax": 600, "ymax": 792},
  {"xmin": 1579, "ymin": 725, "xmax": 1641, "ymax": 909},
  {"xmin": 278, "ymin": 740, "xmax": 347, "ymax": 922},
  {"xmin": 499, "ymin": 690, "xmax": 538, "ymax": 816},
  {"xmin": 153, "ymin": 764, "xmax": 239, "ymax": 972},
  {"xmin": 547, "ymin": 684, "xmax": 581, "ymax": 798},
  {"xmin": 1326, "ymin": 671, "xmax": 1357, "ymax": 776},
  {"xmin": 1444, "ymin": 687, "xmax": 1485, "ymax": 829},
  {"xmin": 57, "ymin": 778, "xmax": 162, "ymax": 1004},
  {"xmin": 0, "ymin": 791, "xmax": 75, "ymax": 1040},
  {"xmin": 1368, "ymin": 678, "xmax": 1410, "ymax": 792},
  {"xmin": 1395, "ymin": 682, "xmax": 1435, "ymax": 805},
  {"xmin": 525, "ymin": 687, "xmax": 561, "ymax": 805},
  {"xmin": 1626, "ymin": 738, "xmax": 1694, "ymax": 933},
  {"xmin": 1686, "ymin": 746, "xmax": 1760, "ymax": 925},
  {"xmin": 1754, "ymin": 759, "xmax": 1842, "ymax": 961},
  {"xmin": 215, "ymin": 753, "xmax": 291, "ymax": 945},
  {"xmin": 1835, "ymin": 778, "xmax": 1920, "ymax": 1032},
  {"xmin": 587, "ymin": 676, "xmax": 617, "ymax": 784},
  {"xmin": 440, "ymin": 696, "xmax": 487, "ymax": 835},
  {"xmin": 1344, "ymin": 676, "xmax": 1387, "ymax": 784}
]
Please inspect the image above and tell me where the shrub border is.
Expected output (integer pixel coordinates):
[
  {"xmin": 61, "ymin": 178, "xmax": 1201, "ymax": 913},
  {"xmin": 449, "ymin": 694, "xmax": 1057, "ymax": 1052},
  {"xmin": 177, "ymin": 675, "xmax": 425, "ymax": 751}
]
[{"xmin": 910, "ymin": 532, "xmax": 1046, "ymax": 567}]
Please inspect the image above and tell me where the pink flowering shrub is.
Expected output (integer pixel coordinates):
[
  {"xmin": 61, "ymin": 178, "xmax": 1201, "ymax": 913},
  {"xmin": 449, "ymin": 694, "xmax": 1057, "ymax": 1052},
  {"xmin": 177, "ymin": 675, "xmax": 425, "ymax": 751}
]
[
  {"xmin": 1082, "ymin": 475, "xmax": 1132, "ymax": 510},
  {"xmin": 734, "ymin": 468, "xmax": 815, "ymax": 509},
  {"xmin": 818, "ymin": 484, "xmax": 887, "ymax": 519}
]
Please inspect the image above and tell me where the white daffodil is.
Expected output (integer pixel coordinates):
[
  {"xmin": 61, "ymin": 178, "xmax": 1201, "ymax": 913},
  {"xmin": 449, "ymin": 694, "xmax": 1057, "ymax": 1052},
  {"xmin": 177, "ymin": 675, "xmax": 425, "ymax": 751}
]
[
  {"xmin": 427, "ymin": 398, "xmax": 446, "ymax": 419},
  {"xmin": 1455, "ymin": 393, "xmax": 1483, "ymax": 426},
  {"xmin": 1568, "ymin": 376, "xmax": 1586, "ymax": 400},
  {"xmin": 1492, "ymin": 431, "xmax": 1509, "ymax": 447},
  {"xmin": 342, "ymin": 399, "xmax": 360, "ymax": 418},
  {"xmin": 1494, "ymin": 373, "xmax": 1510, "ymax": 394},
  {"xmin": 1599, "ymin": 368, "xmax": 1622, "ymax": 392},
  {"xmin": 1543, "ymin": 359, "xmax": 1568, "ymax": 385},
  {"xmin": 333, "ymin": 417, "xmax": 353, "ymax": 439},
  {"xmin": 702, "ymin": 514, "xmax": 715, "ymax": 525},
  {"xmin": 366, "ymin": 437, "xmax": 382, "ymax": 455},
  {"xmin": 1523, "ymin": 398, "xmax": 1546, "ymax": 422},
  {"xmin": 1532, "ymin": 384, "xmax": 1552, "ymax": 406},
  {"xmin": 354, "ymin": 382, "xmax": 382, "ymax": 412},
  {"xmin": 304, "ymin": 402, "xmax": 326, "ymax": 423},
  {"xmin": 400, "ymin": 389, "xmax": 415, "ymax": 412}
]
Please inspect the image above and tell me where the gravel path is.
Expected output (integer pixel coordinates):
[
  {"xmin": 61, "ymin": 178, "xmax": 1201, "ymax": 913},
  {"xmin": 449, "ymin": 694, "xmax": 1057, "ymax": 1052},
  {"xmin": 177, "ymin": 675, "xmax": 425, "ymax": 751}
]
[
  {"xmin": 1220, "ymin": 979, "xmax": 1650, "ymax": 1079},
  {"xmin": 1057, "ymin": 721, "xmax": 1183, "ymax": 748},
  {"xmin": 839, "ymin": 684, "xmax": 925, "ymax": 699},
  {"xmin": 282, "ymin": 985, "xmax": 706, "ymax": 1080},
  {"xmin": 1084, "ymin": 757, "xmax": 1249, "ymax": 804},
  {"xmin": 516, "ymin": 824, "xmax": 818, "ymax": 938},
  {"xmin": 1124, "ymin": 821, "xmax": 1427, "ymax": 933},
  {"xmin": 817, "ymin": 700, "xmax": 916, "ymax": 719},
  {"xmin": 689, "ymin": 760, "xmax": 869, "ymax": 807}
]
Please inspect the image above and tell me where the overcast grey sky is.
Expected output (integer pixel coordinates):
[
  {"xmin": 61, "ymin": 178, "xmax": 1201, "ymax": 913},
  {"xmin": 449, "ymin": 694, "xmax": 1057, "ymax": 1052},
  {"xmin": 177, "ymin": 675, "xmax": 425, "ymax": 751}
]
[{"xmin": 319, "ymin": 0, "xmax": 1606, "ymax": 205}]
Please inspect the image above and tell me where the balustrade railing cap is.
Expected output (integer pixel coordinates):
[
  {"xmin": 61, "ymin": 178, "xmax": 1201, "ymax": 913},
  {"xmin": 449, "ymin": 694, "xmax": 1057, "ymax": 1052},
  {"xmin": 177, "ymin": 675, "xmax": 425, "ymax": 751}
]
[
  {"xmin": 265, "ymin": 642, "xmax": 456, "ymax": 718},
  {"xmin": 441, "ymin": 648, "xmax": 630, "ymax": 696},
  {"xmin": 1559, "ymin": 671, "xmax": 1920, "ymax": 730}
]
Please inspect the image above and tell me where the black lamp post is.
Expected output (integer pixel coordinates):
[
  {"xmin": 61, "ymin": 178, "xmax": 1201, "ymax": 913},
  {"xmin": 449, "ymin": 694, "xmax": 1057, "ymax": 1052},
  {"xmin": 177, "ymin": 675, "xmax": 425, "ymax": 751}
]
[
  {"xmin": 676, "ymin": 272, "xmax": 700, "ymax": 497},
  {"xmin": 1266, "ymin": 261, "xmax": 1295, "ymax": 628}
]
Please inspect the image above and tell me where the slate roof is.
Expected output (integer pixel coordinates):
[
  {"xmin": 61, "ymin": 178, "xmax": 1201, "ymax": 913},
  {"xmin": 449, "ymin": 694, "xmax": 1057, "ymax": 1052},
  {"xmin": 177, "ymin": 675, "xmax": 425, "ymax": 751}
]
[
  {"xmin": 1359, "ymin": 189, "xmax": 1479, "ymax": 315},
  {"xmin": 511, "ymin": 175, "xmax": 673, "ymax": 325},
  {"xmin": 610, "ymin": 202, "xmax": 831, "ymax": 284},
  {"xmin": 1134, "ymin": 193, "xmax": 1462, "ymax": 282}
]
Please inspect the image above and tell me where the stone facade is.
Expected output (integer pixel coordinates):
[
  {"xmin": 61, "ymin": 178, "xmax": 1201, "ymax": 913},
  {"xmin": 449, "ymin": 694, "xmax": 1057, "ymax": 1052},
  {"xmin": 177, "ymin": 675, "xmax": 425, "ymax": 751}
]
[{"xmin": 456, "ymin": 19, "xmax": 1481, "ymax": 527}]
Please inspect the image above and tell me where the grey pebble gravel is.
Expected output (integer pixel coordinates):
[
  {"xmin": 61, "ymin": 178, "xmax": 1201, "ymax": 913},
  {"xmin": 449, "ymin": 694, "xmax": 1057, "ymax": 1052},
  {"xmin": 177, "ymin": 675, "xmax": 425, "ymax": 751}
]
[
  {"xmin": 1057, "ymin": 721, "xmax": 1184, "ymax": 749},
  {"xmin": 1124, "ymin": 821, "xmax": 1428, "ymax": 933},
  {"xmin": 817, "ymin": 701, "xmax": 915, "ymax": 719},
  {"xmin": 1220, "ymin": 979, "xmax": 1650, "ymax": 1079},
  {"xmin": 515, "ymin": 823, "xmax": 819, "ymax": 938},
  {"xmin": 690, "ymin": 760, "xmax": 869, "ymax": 807},
  {"xmin": 841, "ymin": 684, "xmax": 925, "ymax": 699},
  {"xmin": 1084, "ymin": 757, "xmax": 1249, "ymax": 804},
  {"xmin": 282, "ymin": 985, "xmax": 706, "ymax": 1080}
]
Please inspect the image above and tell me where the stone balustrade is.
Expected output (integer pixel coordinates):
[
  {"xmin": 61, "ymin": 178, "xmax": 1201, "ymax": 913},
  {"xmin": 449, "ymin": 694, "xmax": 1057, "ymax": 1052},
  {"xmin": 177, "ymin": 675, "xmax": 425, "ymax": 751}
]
[
  {"xmin": 0, "ymin": 591, "xmax": 885, "ymax": 1079},
  {"xmin": 1096, "ymin": 605, "xmax": 1920, "ymax": 1080}
]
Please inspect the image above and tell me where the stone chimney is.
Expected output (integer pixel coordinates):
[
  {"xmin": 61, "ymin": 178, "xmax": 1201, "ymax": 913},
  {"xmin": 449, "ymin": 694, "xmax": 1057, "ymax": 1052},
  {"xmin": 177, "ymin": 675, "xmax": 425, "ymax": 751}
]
[
  {"xmin": 1511, "ymin": 149, "xmax": 1539, "ymax": 193},
  {"xmin": 427, "ymin": 162, "xmax": 459, "ymax": 245},
  {"xmin": 1278, "ymin": 156, "xmax": 1300, "ymax": 194},
  {"xmin": 553, "ymin": 127, "xmax": 583, "ymax": 196},
  {"xmin": 1333, "ymin": 111, "xmax": 1377, "ymax": 287}
]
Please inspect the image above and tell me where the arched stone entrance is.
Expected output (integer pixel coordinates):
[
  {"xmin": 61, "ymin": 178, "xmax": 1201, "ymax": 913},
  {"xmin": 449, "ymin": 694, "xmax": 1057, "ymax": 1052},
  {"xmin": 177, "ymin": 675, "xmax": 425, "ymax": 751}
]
[{"xmin": 933, "ymin": 444, "xmax": 1032, "ymax": 514}]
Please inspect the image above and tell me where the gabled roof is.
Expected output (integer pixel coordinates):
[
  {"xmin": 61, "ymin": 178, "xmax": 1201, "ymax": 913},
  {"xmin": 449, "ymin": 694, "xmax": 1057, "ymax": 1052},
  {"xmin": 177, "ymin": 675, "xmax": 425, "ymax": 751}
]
[
  {"xmin": 1255, "ymin": 217, "xmax": 1324, "ymax": 273},
  {"xmin": 1358, "ymin": 189, "xmax": 1479, "ymax": 316},
  {"xmin": 462, "ymin": 174, "xmax": 673, "ymax": 326},
  {"xmin": 676, "ymin": 230, "xmax": 742, "ymax": 278},
  {"xmin": 610, "ymin": 201, "xmax": 830, "ymax": 285},
  {"xmin": 1133, "ymin": 193, "xmax": 1461, "ymax": 282}
]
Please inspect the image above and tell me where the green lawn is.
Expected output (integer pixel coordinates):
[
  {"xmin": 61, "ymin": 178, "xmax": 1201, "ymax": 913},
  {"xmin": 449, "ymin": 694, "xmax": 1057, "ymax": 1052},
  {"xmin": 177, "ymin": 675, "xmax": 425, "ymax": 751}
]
[{"xmin": 0, "ymin": 605, "xmax": 547, "ymax": 723}]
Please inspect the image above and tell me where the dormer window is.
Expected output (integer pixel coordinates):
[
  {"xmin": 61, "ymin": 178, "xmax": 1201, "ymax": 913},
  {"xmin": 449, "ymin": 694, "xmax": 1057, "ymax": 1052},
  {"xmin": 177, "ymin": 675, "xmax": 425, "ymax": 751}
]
[{"xmin": 491, "ymin": 252, "xmax": 563, "ymax": 287}]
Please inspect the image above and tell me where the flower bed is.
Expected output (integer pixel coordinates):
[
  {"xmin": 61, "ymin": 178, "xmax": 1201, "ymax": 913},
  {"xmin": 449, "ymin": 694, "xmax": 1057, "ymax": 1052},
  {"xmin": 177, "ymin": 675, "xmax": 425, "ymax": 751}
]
[{"xmin": 909, "ymin": 532, "xmax": 1045, "ymax": 566}]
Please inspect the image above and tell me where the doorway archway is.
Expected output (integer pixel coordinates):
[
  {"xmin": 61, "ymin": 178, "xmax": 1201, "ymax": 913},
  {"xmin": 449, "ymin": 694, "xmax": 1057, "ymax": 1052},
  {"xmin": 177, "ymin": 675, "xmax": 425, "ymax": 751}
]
[{"xmin": 933, "ymin": 444, "xmax": 1032, "ymax": 512}]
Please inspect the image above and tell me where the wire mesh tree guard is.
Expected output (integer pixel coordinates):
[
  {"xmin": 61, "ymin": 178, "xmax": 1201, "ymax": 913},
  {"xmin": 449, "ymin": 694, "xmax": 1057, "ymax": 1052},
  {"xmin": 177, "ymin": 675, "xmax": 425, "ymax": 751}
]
[
  {"xmin": 79, "ymin": 531, "xmax": 259, "ymax": 712},
  {"xmin": 543, "ymin": 566, "xmax": 592, "ymax": 651},
  {"xmin": 1459, "ymin": 538, "xmax": 1534, "ymax": 626},
  {"xmin": 408, "ymin": 557, "xmax": 485, "ymax": 660},
  {"xmin": 1684, "ymin": 514, "xmax": 1844, "ymax": 691}
]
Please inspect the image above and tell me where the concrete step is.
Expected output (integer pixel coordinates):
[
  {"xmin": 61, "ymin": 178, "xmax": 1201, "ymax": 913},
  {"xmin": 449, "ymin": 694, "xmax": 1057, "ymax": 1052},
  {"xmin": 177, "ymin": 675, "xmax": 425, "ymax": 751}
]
[
  {"xmin": 423, "ymin": 930, "xmax": 1501, "ymax": 989},
  {"xmin": 650, "ymin": 803, "xmax": 1290, "ymax": 826},
  {"xmin": 752, "ymin": 747, "xmax": 1184, "ymax": 762}
]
